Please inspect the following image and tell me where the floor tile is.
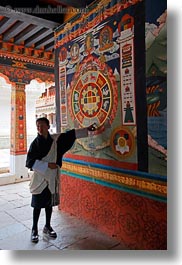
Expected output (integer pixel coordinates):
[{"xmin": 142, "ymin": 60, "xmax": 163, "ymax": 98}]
[
  {"xmin": 0, "ymin": 181, "xmax": 128, "ymax": 250},
  {"xmin": 0, "ymin": 230, "xmax": 52, "ymax": 250}
]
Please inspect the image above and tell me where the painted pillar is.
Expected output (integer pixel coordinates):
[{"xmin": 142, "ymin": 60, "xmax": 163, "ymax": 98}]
[{"xmin": 10, "ymin": 82, "xmax": 28, "ymax": 179}]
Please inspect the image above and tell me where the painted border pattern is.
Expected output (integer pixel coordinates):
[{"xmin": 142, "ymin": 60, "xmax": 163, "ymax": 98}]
[{"xmin": 61, "ymin": 160, "xmax": 167, "ymax": 202}]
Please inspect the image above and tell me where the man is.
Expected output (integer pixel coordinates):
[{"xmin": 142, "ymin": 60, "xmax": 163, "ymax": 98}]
[{"xmin": 26, "ymin": 117, "xmax": 97, "ymax": 243}]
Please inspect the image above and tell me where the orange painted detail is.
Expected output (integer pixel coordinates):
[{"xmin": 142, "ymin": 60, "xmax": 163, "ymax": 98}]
[
  {"xmin": 0, "ymin": 64, "xmax": 54, "ymax": 84},
  {"xmin": 0, "ymin": 40, "xmax": 54, "ymax": 67}
]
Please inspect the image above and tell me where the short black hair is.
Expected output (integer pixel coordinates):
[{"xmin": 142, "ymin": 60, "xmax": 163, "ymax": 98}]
[{"xmin": 36, "ymin": 117, "xmax": 50, "ymax": 126}]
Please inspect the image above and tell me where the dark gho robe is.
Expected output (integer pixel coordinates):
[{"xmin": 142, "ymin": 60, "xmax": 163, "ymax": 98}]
[
  {"xmin": 26, "ymin": 128, "xmax": 88, "ymax": 204},
  {"xmin": 26, "ymin": 129, "xmax": 78, "ymax": 206},
  {"xmin": 26, "ymin": 129, "xmax": 76, "ymax": 170}
]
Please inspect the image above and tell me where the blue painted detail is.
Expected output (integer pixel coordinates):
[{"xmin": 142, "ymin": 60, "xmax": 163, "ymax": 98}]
[
  {"xmin": 61, "ymin": 169, "xmax": 167, "ymax": 203},
  {"xmin": 62, "ymin": 157, "xmax": 167, "ymax": 182}
]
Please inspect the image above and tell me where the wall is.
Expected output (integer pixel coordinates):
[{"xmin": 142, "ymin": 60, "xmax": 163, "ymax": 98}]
[
  {"xmin": 59, "ymin": 175, "xmax": 167, "ymax": 250},
  {"xmin": 55, "ymin": 0, "xmax": 167, "ymax": 249}
]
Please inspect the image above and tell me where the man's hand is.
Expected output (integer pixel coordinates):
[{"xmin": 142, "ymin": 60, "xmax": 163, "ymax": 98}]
[
  {"xmin": 48, "ymin": 163, "xmax": 58, "ymax": 169},
  {"xmin": 87, "ymin": 123, "xmax": 98, "ymax": 132}
]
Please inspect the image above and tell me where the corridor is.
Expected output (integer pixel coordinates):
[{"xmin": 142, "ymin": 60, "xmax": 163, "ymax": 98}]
[{"xmin": 0, "ymin": 181, "xmax": 127, "ymax": 250}]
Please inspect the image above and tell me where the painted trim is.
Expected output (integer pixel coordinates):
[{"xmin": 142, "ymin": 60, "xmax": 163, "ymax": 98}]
[
  {"xmin": 61, "ymin": 169, "xmax": 166, "ymax": 203},
  {"xmin": 62, "ymin": 157, "xmax": 167, "ymax": 181},
  {"xmin": 61, "ymin": 158, "xmax": 167, "ymax": 202}
]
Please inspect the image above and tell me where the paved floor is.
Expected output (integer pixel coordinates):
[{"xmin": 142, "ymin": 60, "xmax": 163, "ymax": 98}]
[{"xmin": 0, "ymin": 181, "xmax": 127, "ymax": 250}]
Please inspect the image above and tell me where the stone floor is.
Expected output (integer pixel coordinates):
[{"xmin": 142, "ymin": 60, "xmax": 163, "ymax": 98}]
[{"xmin": 0, "ymin": 181, "xmax": 127, "ymax": 250}]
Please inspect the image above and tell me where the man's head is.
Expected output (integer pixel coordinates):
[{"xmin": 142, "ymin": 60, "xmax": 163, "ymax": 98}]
[{"xmin": 36, "ymin": 117, "xmax": 50, "ymax": 137}]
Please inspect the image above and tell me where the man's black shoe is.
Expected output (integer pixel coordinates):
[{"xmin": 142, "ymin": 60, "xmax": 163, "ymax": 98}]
[
  {"xmin": 43, "ymin": 226, "xmax": 57, "ymax": 238},
  {"xmin": 31, "ymin": 229, "xmax": 39, "ymax": 243}
]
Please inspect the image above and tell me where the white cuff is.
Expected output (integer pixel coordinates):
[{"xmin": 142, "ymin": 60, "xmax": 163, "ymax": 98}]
[
  {"xmin": 32, "ymin": 160, "xmax": 48, "ymax": 175},
  {"xmin": 75, "ymin": 128, "xmax": 88, "ymax": 138}
]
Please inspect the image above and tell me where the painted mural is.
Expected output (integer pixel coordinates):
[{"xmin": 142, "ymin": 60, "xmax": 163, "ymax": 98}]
[
  {"xmin": 145, "ymin": 0, "xmax": 167, "ymax": 176},
  {"xmin": 55, "ymin": 0, "xmax": 167, "ymax": 201},
  {"xmin": 54, "ymin": 0, "xmax": 167, "ymax": 249}
]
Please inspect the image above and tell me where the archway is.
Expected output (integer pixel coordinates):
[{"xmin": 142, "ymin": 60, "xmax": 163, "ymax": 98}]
[
  {"xmin": 0, "ymin": 76, "xmax": 55, "ymax": 184},
  {"xmin": 0, "ymin": 76, "xmax": 11, "ymax": 173},
  {"xmin": 26, "ymin": 80, "xmax": 47, "ymax": 149},
  {"xmin": 25, "ymin": 79, "xmax": 55, "ymax": 148}
]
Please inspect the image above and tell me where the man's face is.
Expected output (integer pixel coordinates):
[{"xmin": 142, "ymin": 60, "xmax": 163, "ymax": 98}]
[{"xmin": 36, "ymin": 121, "xmax": 49, "ymax": 137}]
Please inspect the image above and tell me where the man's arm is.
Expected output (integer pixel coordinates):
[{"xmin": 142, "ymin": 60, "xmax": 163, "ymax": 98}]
[
  {"xmin": 75, "ymin": 123, "xmax": 98, "ymax": 138},
  {"xmin": 56, "ymin": 124, "xmax": 97, "ymax": 167}
]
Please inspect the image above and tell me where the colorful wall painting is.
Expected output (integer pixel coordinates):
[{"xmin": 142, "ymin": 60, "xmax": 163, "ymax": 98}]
[
  {"xmin": 145, "ymin": 0, "xmax": 167, "ymax": 176},
  {"xmin": 54, "ymin": 0, "xmax": 167, "ymax": 249},
  {"xmin": 55, "ymin": 0, "xmax": 167, "ymax": 201}
]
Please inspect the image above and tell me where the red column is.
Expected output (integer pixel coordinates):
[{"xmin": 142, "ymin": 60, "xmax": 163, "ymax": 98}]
[
  {"xmin": 10, "ymin": 83, "xmax": 27, "ymax": 155},
  {"xmin": 10, "ymin": 83, "xmax": 28, "ymax": 180}
]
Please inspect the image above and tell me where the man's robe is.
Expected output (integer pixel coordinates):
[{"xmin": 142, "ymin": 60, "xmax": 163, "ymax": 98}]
[
  {"xmin": 26, "ymin": 128, "xmax": 88, "ymax": 205},
  {"xmin": 26, "ymin": 129, "xmax": 76, "ymax": 170}
]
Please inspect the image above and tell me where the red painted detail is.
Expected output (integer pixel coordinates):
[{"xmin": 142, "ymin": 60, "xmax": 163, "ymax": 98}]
[{"xmin": 59, "ymin": 174, "xmax": 167, "ymax": 250}]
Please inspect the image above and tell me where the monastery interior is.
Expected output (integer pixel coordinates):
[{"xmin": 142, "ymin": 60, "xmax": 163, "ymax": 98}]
[{"xmin": 0, "ymin": 0, "xmax": 167, "ymax": 250}]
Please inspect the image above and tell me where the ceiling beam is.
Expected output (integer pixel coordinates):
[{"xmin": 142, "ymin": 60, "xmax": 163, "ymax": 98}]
[
  {"xmin": 44, "ymin": 41, "xmax": 54, "ymax": 51},
  {"xmin": 3, "ymin": 21, "xmax": 30, "ymax": 41},
  {"xmin": 34, "ymin": 32, "xmax": 54, "ymax": 48},
  {"xmin": 25, "ymin": 28, "xmax": 53, "ymax": 46},
  {"xmin": 0, "ymin": 6, "xmax": 59, "ymax": 29},
  {"xmin": 14, "ymin": 24, "xmax": 41, "ymax": 44},
  {"xmin": 0, "ymin": 17, "xmax": 16, "ymax": 35}
]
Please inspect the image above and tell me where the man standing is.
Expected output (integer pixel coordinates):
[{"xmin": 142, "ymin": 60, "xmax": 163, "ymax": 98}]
[{"xmin": 26, "ymin": 117, "xmax": 97, "ymax": 243}]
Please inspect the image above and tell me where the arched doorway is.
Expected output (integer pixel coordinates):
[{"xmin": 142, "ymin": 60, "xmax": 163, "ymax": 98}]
[
  {"xmin": 0, "ymin": 76, "xmax": 11, "ymax": 173},
  {"xmin": 25, "ymin": 79, "xmax": 55, "ymax": 149},
  {"xmin": 0, "ymin": 76, "xmax": 55, "ymax": 184},
  {"xmin": 25, "ymin": 80, "xmax": 47, "ymax": 149}
]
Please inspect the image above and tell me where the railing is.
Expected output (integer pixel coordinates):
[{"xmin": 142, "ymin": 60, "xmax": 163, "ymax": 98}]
[{"xmin": 36, "ymin": 96, "xmax": 55, "ymax": 107}]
